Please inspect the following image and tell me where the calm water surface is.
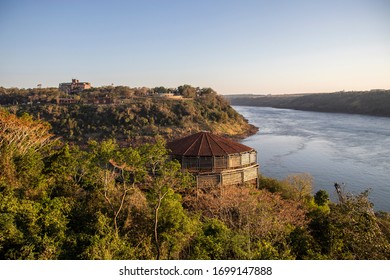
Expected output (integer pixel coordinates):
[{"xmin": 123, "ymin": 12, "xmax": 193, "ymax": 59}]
[{"xmin": 234, "ymin": 106, "xmax": 390, "ymax": 211}]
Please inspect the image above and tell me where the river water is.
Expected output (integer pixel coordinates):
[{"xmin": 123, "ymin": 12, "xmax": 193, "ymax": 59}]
[{"xmin": 233, "ymin": 106, "xmax": 390, "ymax": 212}]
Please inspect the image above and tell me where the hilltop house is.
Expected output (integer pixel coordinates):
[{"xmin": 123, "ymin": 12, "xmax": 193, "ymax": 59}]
[{"xmin": 59, "ymin": 79, "xmax": 91, "ymax": 94}]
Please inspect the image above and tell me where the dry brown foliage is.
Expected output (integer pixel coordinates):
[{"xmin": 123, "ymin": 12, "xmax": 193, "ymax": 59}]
[
  {"xmin": 0, "ymin": 110, "xmax": 54, "ymax": 156},
  {"xmin": 183, "ymin": 184, "xmax": 307, "ymax": 240}
]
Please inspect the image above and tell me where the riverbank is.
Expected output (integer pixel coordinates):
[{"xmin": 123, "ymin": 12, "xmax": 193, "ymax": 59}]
[{"xmin": 226, "ymin": 90, "xmax": 390, "ymax": 117}]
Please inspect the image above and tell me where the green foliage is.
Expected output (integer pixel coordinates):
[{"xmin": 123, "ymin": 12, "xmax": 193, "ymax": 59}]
[
  {"xmin": 1, "ymin": 112, "xmax": 390, "ymax": 260},
  {"xmin": 376, "ymin": 211, "xmax": 390, "ymax": 243},
  {"xmin": 81, "ymin": 212, "xmax": 137, "ymax": 260},
  {"xmin": 288, "ymin": 227, "xmax": 325, "ymax": 260},
  {"xmin": 326, "ymin": 191, "xmax": 390, "ymax": 259},
  {"xmin": 258, "ymin": 175, "xmax": 284, "ymax": 192},
  {"xmin": 188, "ymin": 218, "xmax": 238, "ymax": 260},
  {"xmin": 258, "ymin": 173, "xmax": 313, "ymax": 202},
  {"xmin": 157, "ymin": 188, "xmax": 199, "ymax": 259},
  {"xmin": 314, "ymin": 190, "xmax": 329, "ymax": 206},
  {"xmin": 0, "ymin": 192, "xmax": 71, "ymax": 259},
  {"xmin": 1, "ymin": 85, "xmax": 256, "ymax": 145}
]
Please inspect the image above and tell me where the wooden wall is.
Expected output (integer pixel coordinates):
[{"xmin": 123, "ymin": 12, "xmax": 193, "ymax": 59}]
[
  {"xmin": 196, "ymin": 165, "xmax": 259, "ymax": 188},
  {"xmin": 179, "ymin": 150, "xmax": 257, "ymax": 173}
]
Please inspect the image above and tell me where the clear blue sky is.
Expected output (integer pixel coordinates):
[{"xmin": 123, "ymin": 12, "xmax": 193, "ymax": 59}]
[{"xmin": 1, "ymin": 0, "xmax": 389, "ymax": 94}]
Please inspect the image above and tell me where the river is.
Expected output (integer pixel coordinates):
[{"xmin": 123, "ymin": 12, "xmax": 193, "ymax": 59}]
[{"xmin": 233, "ymin": 106, "xmax": 390, "ymax": 212}]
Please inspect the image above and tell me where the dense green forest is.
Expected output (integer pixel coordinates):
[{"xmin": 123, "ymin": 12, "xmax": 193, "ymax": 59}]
[
  {"xmin": 226, "ymin": 90, "xmax": 390, "ymax": 117},
  {"xmin": 1, "ymin": 111, "xmax": 390, "ymax": 259},
  {"xmin": 0, "ymin": 85, "xmax": 257, "ymax": 145}
]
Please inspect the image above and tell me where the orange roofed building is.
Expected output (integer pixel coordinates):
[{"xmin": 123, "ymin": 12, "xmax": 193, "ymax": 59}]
[{"xmin": 167, "ymin": 131, "xmax": 259, "ymax": 188}]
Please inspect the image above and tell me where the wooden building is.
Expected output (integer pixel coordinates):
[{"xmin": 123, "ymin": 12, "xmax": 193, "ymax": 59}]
[{"xmin": 167, "ymin": 131, "xmax": 259, "ymax": 188}]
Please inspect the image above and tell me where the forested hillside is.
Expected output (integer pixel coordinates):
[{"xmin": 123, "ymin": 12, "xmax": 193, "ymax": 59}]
[
  {"xmin": 1, "ymin": 111, "xmax": 390, "ymax": 259},
  {"xmin": 226, "ymin": 90, "xmax": 390, "ymax": 117},
  {"xmin": 0, "ymin": 85, "xmax": 257, "ymax": 145}
]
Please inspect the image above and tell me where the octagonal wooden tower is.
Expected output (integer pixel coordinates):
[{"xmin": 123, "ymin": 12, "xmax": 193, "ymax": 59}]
[{"xmin": 167, "ymin": 131, "xmax": 259, "ymax": 187}]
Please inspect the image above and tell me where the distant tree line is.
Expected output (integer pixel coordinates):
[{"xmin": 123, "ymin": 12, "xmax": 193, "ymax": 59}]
[
  {"xmin": 0, "ymin": 84, "xmax": 221, "ymax": 105},
  {"xmin": 227, "ymin": 90, "xmax": 390, "ymax": 117}
]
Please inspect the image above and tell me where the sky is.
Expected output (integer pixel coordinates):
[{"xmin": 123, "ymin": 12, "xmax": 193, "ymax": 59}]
[{"xmin": 0, "ymin": 0, "xmax": 389, "ymax": 94}]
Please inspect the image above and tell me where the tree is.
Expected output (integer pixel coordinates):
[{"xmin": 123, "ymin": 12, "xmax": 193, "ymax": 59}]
[
  {"xmin": 156, "ymin": 188, "xmax": 199, "ymax": 259},
  {"xmin": 0, "ymin": 112, "xmax": 70, "ymax": 259},
  {"xmin": 282, "ymin": 173, "xmax": 313, "ymax": 201},
  {"xmin": 153, "ymin": 86, "xmax": 168, "ymax": 94},
  {"xmin": 258, "ymin": 173, "xmax": 313, "ymax": 201},
  {"xmin": 178, "ymin": 85, "xmax": 196, "ymax": 98},
  {"xmin": 87, "ymin": 140, "xmax": 144, "ymax": 237},
  {"xmin": 188, "ymin": 218, "xmax": 234, "ymax": 260},
  {"xmin": 138, "ymin": 137, "xmax": 195, "ymax": 259},
  {"xmin": 0, "ymin": 110, "xmax": 54, "ymax": 157},
  {"xmin": 327, "ymin": 190, "xmax": 390, "ymax": 259},
  {"xmin": 183, "ymin": 183, "xmax": 307, "ymax": 259},
  {"xmin": 314, "ymin": 190, "xmax": 329, "ymax": 206}
]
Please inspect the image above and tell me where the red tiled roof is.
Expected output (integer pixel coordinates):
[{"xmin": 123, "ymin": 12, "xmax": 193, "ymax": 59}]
[{"xmin": 167, "ymin": 131, "xmax": 254, "ymax": 156}]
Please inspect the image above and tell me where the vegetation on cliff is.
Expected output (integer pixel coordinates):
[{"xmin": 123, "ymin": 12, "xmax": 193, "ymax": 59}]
[
  {"xmin": 226, "ymin": 89, "xmax": 390, "ymax": 117},
  {"xmin": 1, "ymin": 112, "xmax": 389, "ymax": 260},
  {"xmin": 0, "ymin": 85, "xmax": 257, "ymax": 145}
]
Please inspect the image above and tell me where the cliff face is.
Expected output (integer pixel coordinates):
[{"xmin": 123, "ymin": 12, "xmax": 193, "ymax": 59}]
[
  {"xmin": 226, "ymin": 90, "xmax": 390, "ymax": 117},
  {"xmin": 4, "ymin": 95, "xmax": 257, "ymax": 146}
]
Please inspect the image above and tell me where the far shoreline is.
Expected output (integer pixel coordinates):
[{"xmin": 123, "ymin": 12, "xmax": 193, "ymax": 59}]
[{"xmin": 225, "ymin": 90, "xmax": 390, "ymax": 118}]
